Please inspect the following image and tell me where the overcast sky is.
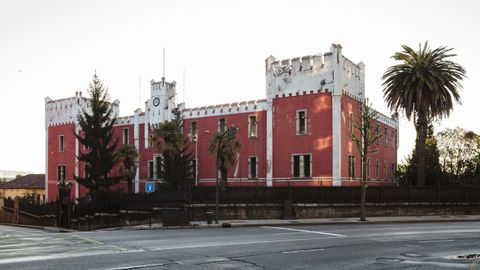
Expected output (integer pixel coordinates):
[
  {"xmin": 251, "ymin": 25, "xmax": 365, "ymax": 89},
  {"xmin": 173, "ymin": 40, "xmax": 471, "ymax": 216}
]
[{"xmin": 1, "ymin": 0, "xmax": 479, "ymax": 173}]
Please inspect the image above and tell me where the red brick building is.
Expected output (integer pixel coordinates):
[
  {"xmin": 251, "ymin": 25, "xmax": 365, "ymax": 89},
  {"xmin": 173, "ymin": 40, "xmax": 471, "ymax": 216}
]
[{"xmin": 45, "ymin": 44, "xmax": 398, "ymax": 202}]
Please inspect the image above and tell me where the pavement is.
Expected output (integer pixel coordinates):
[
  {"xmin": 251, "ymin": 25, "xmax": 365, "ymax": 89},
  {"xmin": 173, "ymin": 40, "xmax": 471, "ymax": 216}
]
[
  {"xmin": 125, "ymin": 214, "xmax": 480, "ymax": 230},
  {"xmin": 4, "ymin": 214, "xmax": 480, "ymax": 231}
]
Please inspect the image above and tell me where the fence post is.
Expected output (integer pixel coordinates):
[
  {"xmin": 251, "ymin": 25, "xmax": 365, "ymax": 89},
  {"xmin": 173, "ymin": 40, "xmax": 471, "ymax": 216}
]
[
  {"xmin": 380, "ymin": 183, "xmax": 383, "ymax": 203},
  {"xmin": 464, "ymin": 185, "xmax": 467, "ymax": 202}
]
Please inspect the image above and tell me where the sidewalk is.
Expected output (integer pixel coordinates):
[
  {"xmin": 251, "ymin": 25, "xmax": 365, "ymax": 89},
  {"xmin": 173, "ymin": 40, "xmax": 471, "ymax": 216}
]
[{"xmin": 129, "ymin": 214, "xmax": 480, "ymax": 230}]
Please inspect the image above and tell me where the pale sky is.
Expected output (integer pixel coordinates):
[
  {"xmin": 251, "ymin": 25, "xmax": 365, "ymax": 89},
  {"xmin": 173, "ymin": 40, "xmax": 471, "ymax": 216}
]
[{"xmin": 1, "ymin": 0, "xmax": 479, "ymax": 173}]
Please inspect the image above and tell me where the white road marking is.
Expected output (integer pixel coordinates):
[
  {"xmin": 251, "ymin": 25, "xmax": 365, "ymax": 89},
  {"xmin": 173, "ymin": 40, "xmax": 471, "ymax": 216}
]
[
  {"xmin": 418, "ymin": 239, "xmax": 455, "ymax": 243},
  {"xmin": 282, "ymin": 248, "xmax": 325, "ymax": 254},
  {"xmin": 105, "ymin": 262, "xmax": 169, "ymax": 270},
  {"xmin": 151, "ymin": 236, "xmax": 338, "ymax": 251},
  {"xmin": 262, "ymin": 226, "xmax": 345, "ymax": 237}
]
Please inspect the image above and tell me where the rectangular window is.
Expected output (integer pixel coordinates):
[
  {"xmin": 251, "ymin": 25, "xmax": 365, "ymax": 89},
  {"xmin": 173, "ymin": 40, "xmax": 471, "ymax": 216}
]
[
  {"xmin": 292, "ymin": 154, "xmax": 311, "ymax": 178},
  {"xmin": 366, "ymin": 158, "xmax": 370, "ymax": 179},
  {"xmin": 383, "ymin": 161, "xmax": 387, "ymax": 180},
  {"xmin": 57, "ymin": 165, "xmax": 66, "ymax": 181},
  {"xmin": 348, "ymin": 155, "xmax": 355, "ymax": 178},
  {"xmin": 384, "ymin": 127, "xmax": 388, "ymax": 146},
  {"xmin": 391, "ymin": 163, "xmax": 395, "ymax": 181},
  {"xmin": 122, "ymin": 128, "xmax": 129, "ymax": 145},
  {"xmin": 59, "ymin": 135, "xmax": 64, "ymax": 152},
  {"xmin": 375, "ymin": 160, "xmax": 379, "ymax": 179},
  {"xmin": 218, "ymin": 118, "xmax": 226, "ymax": 133},
  {"xmin": 248, "ymin": 156, "xmax": 258, "ymax": 179},
  {"xmin": 148, "ymin": 134, "xmax": 154, "ymax": 148},
  {"xmin": 148, "ymin": 161, "xmax": 154, "ymax": 179},
  {"xmin": 190, "ymin": 121, "xmax": 198, "ymax": 142},
  {"xmin": 296, "ymin": 110, "xmax": 307, "ymax": 135},
  {"xmin": 192, "ymin": 159, "xmax": 197, "ymax": 182},
  {"xmin": 391, "ymin": 131, "xmax": 395, "ymax": 149},
  {"xmin": 349, "ymin": 113, "xmax": 354, "ymax": 136},
  {"xmin": 248, "ymin": 115, "xmax": 258, "ymax": 138},
  {"xmin": 375, "ymin": 126, "xmax": 380, "ymax": 145},
  {"xmin": 154, "ymin": 155, "xmax": 162, "ymax": 179}
]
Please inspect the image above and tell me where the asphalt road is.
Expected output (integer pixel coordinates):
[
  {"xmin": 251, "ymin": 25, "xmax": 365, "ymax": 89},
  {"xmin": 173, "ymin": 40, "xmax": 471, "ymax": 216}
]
[{"xmin": 1, "ymin": 221, "xmax": 480, "ymax": 269}]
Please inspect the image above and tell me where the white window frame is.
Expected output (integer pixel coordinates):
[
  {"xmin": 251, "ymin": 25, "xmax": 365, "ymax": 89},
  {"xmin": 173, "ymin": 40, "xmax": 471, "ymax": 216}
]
[
  {"xmin": 147, "ymin": 160, "xmax": 154, "ymax": 179},
  {"xmin": 349, "ymin": 112, "xmax": 354, "ymax": 136},
  {"xmin": 218, "ymin": 118, "xmax": 226, "ymax": 133},
  {"xmin": 384, "ymin": 127, "xmax": 388, "ymax": 146},
  {"xmin": 57, "ymin": 165, "xmax": 66, "ymax": 181},
  {"xmin": 153, "ymin": 154, "xmax": 162, "ymax": 180},
  {"xmin": 122, "ymin": 128, "xmax": 129, "ymax": 145},
  {"xmin": 348, "ymin": 155, "xmax": 355, "ymax": 178},
  {"xmin": 248, "ymin": 156, "xmax": 258, "ymax": 179},
  {"xmin": 148, "ymin": 133, "xmax": 154, "ymax": 148},
  {"xmin": 59, "ymin": 135, "xmax": 64, "ymax": 152},
  {"xmin": 296, "ymin": 109, "xmax": 307, "ymax": 136},
  {"xmin": 190, "ymin": 121, "xmax": 198, "ymax": 143},
  {"xmin": 248, "ymin": 115, "xmax": 258, "ymax": 139},
  {"xmin": 291, "ymin": 153, "xmax": 312, "ymax": 178}
]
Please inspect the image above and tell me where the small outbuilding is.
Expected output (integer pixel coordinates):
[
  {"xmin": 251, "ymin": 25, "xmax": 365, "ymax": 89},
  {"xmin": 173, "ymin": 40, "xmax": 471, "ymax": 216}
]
[{"xmin": 0, "ymin": 174, "xmax": 45, "ymax": 203}]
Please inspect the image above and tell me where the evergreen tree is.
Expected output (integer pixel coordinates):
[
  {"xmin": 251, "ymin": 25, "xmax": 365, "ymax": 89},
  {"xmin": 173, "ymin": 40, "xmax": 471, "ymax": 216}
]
[
  {"xmin": 74, "ymin": 74, "xmax": 121, "ymax": 200},
  {"xmin": 398, "ymin": 123, "xmax": 441, "ymax": 186}
]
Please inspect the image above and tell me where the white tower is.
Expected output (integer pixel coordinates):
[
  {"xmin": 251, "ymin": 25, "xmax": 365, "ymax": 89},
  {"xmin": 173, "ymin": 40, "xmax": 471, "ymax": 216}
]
[{"xmin": 147, "ymin": 77, "xmax": 177, "ymax": 126}]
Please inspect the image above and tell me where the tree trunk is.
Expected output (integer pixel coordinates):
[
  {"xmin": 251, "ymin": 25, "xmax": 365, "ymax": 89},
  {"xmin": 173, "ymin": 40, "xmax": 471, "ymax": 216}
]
[
  {"xmin": 360, "ymin": 159, "xmax": 367, "ymax": 221},
  {"xmin": 415, "ymin": 114, "xmax": 427, "ymax": 186}
]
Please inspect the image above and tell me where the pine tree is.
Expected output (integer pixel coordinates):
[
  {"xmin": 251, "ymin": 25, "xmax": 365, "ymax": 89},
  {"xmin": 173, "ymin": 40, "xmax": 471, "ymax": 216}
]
[{"xmin": 74, "ymin": 74, "xmax": 121, "ymax": 200}]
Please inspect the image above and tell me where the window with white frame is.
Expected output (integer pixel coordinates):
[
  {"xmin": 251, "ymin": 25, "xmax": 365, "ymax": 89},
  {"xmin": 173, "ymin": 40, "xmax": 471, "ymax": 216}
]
[
  {"xmin": 391, "ymin": 130, "xmax": 395, "ymax": 149},
  {"xmin": 57, "ymin": 165, "xmax": 66, "ymax": 181},
  {"xmin": 148, "ymin": 134, "xmax": 154, "ymax": 148},
  {"xmin": 59, "ymin": 135, "xmax": 64, "ymax": 152},
  {"xmin": 190, "ymin": 121, "xmax": 198, "ymax": 142},
  {"xmin": 248, "ymin": 115, "xmax": 258, "ymax": 138},
  {"xmin": 375, "ymin": 126, "xmax": 380, "ymax": 145},
  {"xmin": 349, "ymin": 112, "xmax": 354, "ymax": 136},
  {"xmin": 248, "ymin": 156, "xmax": 258, "ymax": 179},
  {"xmin": 384, "ymin": 127, "xmax": 388, "ymax": 146},
  {"xmin": 296, "ymin": 110, "xmax": 307, "ymax": 135},
  {"xmin": 366, "ymin": 158, "xmax": 371, "ymax": 179},
  {"xmin": 391, "ymin": 163, "xmax": 395, "ymax": 180},
  {"xmin": 375, "ymin": 160, "xmax": 380, "ymax": 179},
  {"xmin": 218, "ymin": 118, "xmax": 226, "ymax": 133},
  {"xmin": 348, "ymin": 155, "xmax": 355, "ymax": 178},
  {"xmin": 148, "ymin": 160, "xmax": 154, "ymax": 179},
  {"xmin": 292, "ymin": 154, "xmax": 311, "ymax": 178},
  {"xmin": 383, "ymin": 161, "xmax": 387, "ymax": 180},
  {"xmin": 153, "ymin": 154, "xmax": 162, "ymax": 179},
  {"xmin": 122, "ymin": 128, "xmax": 129, "ymax": 145}
]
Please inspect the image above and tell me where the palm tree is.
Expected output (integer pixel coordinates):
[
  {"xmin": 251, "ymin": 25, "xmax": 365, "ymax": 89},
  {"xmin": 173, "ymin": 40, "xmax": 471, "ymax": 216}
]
[
  {"xmin": 208, "ymin": 129, "xmax": 241, "ymax": 188},
  {"xmin": 115, "ymin": 144, "xmax": 138, "ymax": 194},
  {"xmin": 382, "ymin": 42, "xmax": 466, "ymax": 186}
]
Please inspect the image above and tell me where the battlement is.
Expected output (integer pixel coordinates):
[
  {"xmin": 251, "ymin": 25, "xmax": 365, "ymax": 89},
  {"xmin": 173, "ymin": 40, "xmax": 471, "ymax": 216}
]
[
  {"xmin": 183, "ymin": 99, "xmax": 267, "ymax": 119},
  {"xmin": 266, "ymin": 44, "xmax": 365, "ymax": 102},
  {"xmin": 372, "ymin": 108, "xmax": 399, "ymax": 129},
  {"xmin": 45, "ymin": 91, "xmax": 120, "ymax": 127}
]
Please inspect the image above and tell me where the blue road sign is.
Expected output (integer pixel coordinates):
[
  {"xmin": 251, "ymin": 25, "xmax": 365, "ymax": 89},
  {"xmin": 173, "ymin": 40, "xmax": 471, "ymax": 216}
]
[{"xmin": 145, "ymin": 181, "xmax": 155, "ymax": 193}]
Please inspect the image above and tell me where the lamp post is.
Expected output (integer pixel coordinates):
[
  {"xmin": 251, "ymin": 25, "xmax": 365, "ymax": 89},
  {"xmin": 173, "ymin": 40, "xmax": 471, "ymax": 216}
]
[
  {"xmin": 215, "ymin": 126, "xmax": 237, "ymax": 224},
  {"xmin": 195, "ymin": 134, "xmax": 198, "ymax": 186}
]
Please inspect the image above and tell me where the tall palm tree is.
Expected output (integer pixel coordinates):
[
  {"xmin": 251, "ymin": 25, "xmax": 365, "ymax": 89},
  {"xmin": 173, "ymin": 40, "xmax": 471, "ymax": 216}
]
[
  {"xmin": 208, "ymin": 130, "xmax": 241, "ymax": 188},
  {"xmin": 382, "ymin": 42, "xmax": 466, "ymax": 186},
  {"xmin": 115, "ymin": 144, "xmax": 138, "ymax": 194}
]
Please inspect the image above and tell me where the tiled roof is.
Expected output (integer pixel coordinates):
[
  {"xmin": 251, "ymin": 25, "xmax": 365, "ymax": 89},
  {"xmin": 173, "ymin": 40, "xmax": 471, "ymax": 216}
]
[{"xmin": 0, "ymin": 174, "xmax": 45, "ymax": 189}]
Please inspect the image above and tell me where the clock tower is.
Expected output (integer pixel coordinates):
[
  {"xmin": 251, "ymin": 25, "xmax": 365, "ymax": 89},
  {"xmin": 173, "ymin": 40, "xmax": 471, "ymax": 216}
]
[{"xmin": 147, "ymin": 76, "xmax": 177, "ymax": 127}]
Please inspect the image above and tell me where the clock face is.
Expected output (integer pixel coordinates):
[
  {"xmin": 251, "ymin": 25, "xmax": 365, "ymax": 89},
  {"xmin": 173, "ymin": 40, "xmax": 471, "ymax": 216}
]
[{"xmin": 153, "ymin": 97, "xmax": 160, "ymax": 107}]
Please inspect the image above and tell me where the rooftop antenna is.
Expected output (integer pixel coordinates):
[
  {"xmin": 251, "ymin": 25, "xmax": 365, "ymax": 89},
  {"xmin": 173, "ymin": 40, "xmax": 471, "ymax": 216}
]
[
  {"xmin": 138, "ymin": 77, "xmax": 141, "ymax": 109},
  {"xmin": 183, "ymin": 68, "xmax": 186, "ymax": 104},
  {"xmin": 162, "ymin": 47, "xmax": 165, "ymax": 79}
]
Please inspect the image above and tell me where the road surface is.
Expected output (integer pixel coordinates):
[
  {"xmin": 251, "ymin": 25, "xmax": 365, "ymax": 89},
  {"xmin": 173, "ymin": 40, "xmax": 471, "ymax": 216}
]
[{"xmin": 1, "ymin": 221, "xmax": 479, "ymax": 269}]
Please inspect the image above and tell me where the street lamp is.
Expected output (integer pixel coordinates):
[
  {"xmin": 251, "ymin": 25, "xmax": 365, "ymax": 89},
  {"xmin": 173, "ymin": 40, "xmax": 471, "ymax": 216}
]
[{"xmin": 215, "ymin": 126, "xmax": 237, "ymax": 224}]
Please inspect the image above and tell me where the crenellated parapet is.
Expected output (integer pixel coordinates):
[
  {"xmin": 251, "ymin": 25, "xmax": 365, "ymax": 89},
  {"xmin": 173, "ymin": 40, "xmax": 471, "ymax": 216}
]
[
  {"xmin": 45, "ymin": 91, "xmax": 120, "ymax": 127},
  {"xmin": 372, "ymin": 109, "xmax": 399, "ymax": 129},
  {"xmin": 183, "ymin": 99, "xmax": 267, "ymax": 119},
  {"xmin": 265, "ymin": 44, "xmax": 365, "ymax": 102}
]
